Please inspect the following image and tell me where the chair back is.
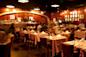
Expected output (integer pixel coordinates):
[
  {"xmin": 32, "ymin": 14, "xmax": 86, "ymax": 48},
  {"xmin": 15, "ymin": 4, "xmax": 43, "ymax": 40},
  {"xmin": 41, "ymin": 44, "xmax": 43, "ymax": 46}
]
[
  {"xmin": 61, "ymin": 43, "xmax": 74, "ymax": 57},
  {"xmin": 82, "ymin": 50, "xmax": 86, "ymax": 57}
]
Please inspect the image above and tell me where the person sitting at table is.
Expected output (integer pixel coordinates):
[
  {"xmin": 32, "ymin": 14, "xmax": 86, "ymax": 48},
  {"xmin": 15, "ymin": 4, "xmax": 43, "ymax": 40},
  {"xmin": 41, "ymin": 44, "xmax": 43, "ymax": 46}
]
[
  {"xmin": 70, "ymin": 28, "xmax": 75, "ymax": 40},
  {"xmin": 41, "ymin": 24, "xmax": 48, "ymax": 32},
  {"xmin": 74, "ymin": 28, "xmax": 81, "ymax": 40},
  {"xmin": 23, "ymin": 28, "xmax": 29, "ymax": 42},
  {"xmin": 37, "ymin": 24, "xmax": 42, "ymax": 32},
  {"xmin": 52, "ymin": 25, "xmax": 60, "ymax": 35},
  {"xmin": 14, "ymin": 27, "xmax": 20, "ymax": 43}
]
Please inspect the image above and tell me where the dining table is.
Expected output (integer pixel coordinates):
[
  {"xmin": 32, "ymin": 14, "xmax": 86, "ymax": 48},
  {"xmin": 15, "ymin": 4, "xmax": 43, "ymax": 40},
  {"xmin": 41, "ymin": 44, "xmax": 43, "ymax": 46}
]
[
  {"xmin": 44, "ymin": 34, "xmax": 67, "ymax": 57},
  {"xmin": 63, "ymin": 39, "xmax": 86, "ymax": 57},
  {"xmin": 22, "ymin": 30, "xmax": 68, "ymax": 57}
]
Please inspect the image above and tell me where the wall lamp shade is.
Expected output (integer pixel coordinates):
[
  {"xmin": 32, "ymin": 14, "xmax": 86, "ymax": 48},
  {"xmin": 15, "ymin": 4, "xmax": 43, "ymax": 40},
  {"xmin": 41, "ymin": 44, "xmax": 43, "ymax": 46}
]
[{"xmin": 18, "ymin": 0, "xmax": 29, "ymax": 3}]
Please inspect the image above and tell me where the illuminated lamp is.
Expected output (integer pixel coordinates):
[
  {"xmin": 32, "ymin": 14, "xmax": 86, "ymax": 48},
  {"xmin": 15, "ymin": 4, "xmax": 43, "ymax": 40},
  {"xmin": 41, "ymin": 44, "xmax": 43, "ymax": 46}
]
[
  {"xmin": 13, "ymin": 9, "xmax": 17, "ymax": 12},
  {"xmin": 58, "ymin": 20, "xmax": 62, "ymax": 23},
  {"xmin": 29, "ymin": 16, "xmax": 34, "ymax": 21},
  {"xmin": 17, "ymin": 17, "xmax": 21, "ymax": 22},
  {"xmin": 64, "ymin": 10, "xmax": 69, "ymax": 14},
  {"xmin": 10, "ymin": 15, "xmax": 15, "ymax": 19},
  {"xmin": 84, "ymin": 9, "xmax": 86, "ymax": 12},
  {"xmin": 18, "ymin": 0, "xmax": 29, "ymax": 3},
  {"xmin": 41, "ymin": 11, "xmax": 45, "ymax": 14},
  {"xmin": 72, "ymin": 10, "xmax": 77, "ymax": 14},
  {"xmin": 70, "ymin": 12, "xmax": 73, "ymax": 14},
  {"xmin": 33, "ymin": 8, "xmax": 40, "ymax": 10},
  {"xmin": 51, "ymin": 4, "xmax": 60, "ymax": 7},
  {"xmin": 77, "ymin": 10, "xmax": 81, "ymax": 13},
  {"xmin": 6, "ymin": 5, "xmax": 15, "ymax": 8},
  {"xmin": 5, "ymin": 8, "xmax": 10, "ymax": 12}
]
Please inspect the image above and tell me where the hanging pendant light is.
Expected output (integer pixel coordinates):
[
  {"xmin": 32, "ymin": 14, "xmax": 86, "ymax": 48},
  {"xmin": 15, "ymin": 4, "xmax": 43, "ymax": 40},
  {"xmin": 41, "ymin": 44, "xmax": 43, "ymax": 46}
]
[{"xmin": 18, "ymin": 0, "xmax": 29, "ymax": 3}]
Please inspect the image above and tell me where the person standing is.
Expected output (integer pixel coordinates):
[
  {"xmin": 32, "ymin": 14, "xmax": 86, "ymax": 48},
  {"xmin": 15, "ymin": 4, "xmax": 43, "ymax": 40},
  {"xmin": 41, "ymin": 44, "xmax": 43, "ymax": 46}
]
[{"xmin": 8, "ymin": 23, "xmax": 15, "ymax": 34}]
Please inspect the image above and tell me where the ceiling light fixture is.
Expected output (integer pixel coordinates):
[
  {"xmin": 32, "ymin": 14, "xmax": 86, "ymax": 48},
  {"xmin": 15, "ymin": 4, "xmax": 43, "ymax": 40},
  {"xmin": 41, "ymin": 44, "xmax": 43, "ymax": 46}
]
[
  {"xmin": 33, "ymin": 8, "xmax": 40, "ymax": 10},
  {"xmin": 18, "ymin": 0, "xmax": 29, "ymax": 3},
  {"xmin": 51, "ymin": 4, "xmax": 60, "ymax": 7},
  {"xmin": 6, "ymin": 5, "xmax": 15, "ymax": 8}
]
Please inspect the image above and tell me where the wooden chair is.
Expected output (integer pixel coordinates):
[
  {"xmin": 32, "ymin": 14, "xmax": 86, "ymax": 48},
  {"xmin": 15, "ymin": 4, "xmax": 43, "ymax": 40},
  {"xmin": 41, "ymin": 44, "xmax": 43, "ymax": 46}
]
[
  {"xmin": 61, "ymin": 43, "xmax": 74, "ymax": 57},
  {"xmin": 82, "ymin": 50, "xmax": 86, "ymax": 57},
  {"xmin": 19, "ymin": 31, "xmax": 25, "ymax": 42}
]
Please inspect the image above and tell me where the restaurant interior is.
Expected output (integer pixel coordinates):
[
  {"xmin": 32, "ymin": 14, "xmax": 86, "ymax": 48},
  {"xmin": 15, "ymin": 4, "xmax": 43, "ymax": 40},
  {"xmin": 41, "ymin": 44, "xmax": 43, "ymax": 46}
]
[{"xmin": 0, "ymin": 0, "xmax": 86, "ymax": 57}]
